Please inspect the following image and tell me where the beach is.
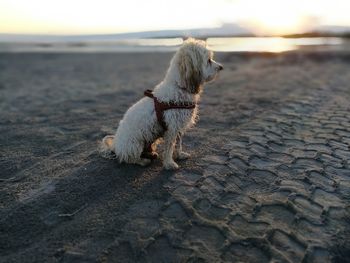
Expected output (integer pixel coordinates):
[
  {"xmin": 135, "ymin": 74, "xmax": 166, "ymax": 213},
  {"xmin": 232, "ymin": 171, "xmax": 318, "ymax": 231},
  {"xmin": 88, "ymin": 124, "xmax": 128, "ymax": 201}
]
[{"xmin": 1, "ymin": 50, "xmax": 350, "ymax": 262}]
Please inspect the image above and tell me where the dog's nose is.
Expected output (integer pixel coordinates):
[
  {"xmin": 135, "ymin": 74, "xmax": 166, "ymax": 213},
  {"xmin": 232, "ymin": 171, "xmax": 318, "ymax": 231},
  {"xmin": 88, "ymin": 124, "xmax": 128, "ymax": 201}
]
[{"xmin": 218, "ymin": 65, "xmax": 224, "ymax": 71}]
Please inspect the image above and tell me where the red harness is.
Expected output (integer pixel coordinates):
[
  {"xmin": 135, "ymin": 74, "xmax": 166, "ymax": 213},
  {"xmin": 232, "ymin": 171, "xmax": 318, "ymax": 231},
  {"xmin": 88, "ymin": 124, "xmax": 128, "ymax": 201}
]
[
  {"xmin": 140, "ymin": 89, "xmax": 196, "ymax": 160},
  {"xmin": 144, "ymin": 89, "xmax": 196, "ymax": 131}
]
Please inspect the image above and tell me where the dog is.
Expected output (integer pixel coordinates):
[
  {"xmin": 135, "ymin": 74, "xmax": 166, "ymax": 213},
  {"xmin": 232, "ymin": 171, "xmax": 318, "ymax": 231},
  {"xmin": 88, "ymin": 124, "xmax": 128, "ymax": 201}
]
[{"xmin": 100, "ymin": 38, "xmax": 223, "ymax": 169}]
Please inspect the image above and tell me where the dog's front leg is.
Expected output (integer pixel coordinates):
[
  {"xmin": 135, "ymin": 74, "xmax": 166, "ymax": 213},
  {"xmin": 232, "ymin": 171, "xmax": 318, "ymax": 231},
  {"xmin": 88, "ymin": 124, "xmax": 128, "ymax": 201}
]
[
  {"xmin": 163, "ymin": 129, "xmax": 179, "ymax": 170},
  {"xmin": 174, "ymin": 132, "xmax": 191, "ymax": 160}
]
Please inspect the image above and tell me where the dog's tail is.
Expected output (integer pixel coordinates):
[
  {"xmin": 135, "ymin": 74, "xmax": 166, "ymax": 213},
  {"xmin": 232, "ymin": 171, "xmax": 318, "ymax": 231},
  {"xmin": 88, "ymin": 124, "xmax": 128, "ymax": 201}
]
[{"xmin": 99, "ymin": 135, "xmax": 116, "ymax": 159}]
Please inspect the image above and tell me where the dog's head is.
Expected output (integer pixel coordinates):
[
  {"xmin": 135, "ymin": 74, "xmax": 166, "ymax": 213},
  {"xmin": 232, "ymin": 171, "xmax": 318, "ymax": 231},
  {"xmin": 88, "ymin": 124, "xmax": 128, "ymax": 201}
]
[{"xmin": 177, "ymin": 38, "xmax": 223, "ymax": 94}]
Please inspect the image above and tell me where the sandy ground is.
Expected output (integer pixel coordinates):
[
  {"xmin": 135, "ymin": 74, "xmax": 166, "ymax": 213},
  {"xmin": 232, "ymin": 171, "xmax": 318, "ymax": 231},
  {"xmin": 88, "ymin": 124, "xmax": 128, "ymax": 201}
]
[{"xmin": 1, "ymin": 51, "xmax": 350, "ymax": 262}]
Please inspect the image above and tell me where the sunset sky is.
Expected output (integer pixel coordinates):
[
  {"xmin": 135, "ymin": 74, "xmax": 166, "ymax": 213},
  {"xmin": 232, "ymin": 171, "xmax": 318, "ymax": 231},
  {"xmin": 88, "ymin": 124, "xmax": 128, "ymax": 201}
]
[{"xmin": 0, "ymin": 0, "xmax": 350, "ymax": 35}]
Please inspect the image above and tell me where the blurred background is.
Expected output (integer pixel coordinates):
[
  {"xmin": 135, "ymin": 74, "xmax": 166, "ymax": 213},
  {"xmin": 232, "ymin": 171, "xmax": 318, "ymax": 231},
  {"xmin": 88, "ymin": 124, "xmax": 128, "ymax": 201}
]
[{"xmin": 1, "ymin": 0, "xmax": 350, "ymax": 53}]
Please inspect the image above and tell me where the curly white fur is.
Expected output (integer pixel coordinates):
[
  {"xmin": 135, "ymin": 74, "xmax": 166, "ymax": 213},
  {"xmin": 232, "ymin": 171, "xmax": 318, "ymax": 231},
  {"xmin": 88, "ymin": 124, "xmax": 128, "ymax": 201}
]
[{"xmin": 100, "ymin": 38, "xmax": 223, "ymax": 169}]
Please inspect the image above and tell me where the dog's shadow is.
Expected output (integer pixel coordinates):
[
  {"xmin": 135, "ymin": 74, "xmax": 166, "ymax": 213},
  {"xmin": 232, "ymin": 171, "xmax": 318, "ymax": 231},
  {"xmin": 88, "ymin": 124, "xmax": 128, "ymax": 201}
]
[{"xmin": 1, "ymin": 151, "xmax": 179, "ymax": 256}]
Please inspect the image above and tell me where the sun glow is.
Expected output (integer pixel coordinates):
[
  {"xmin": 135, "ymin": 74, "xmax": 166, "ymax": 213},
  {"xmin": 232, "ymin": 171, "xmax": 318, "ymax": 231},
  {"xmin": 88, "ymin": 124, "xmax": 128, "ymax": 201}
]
[
  {"xmin": 0, "ymin": 0, "xmax": 349, "ymax": 35},
  {"xmin": 227, "ymin": 0, "xmax": 307, "ymax": 35},
  {"xmin": 250, "ymin": 13, "xmax": 303, "ymax": 35}
]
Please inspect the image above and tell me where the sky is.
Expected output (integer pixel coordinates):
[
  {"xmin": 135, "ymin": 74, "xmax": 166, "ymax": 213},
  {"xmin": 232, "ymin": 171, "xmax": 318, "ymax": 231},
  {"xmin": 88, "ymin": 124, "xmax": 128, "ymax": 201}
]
[{"xmin": 0, "ymin": 0, "xmax": 350, "ymax": 35}]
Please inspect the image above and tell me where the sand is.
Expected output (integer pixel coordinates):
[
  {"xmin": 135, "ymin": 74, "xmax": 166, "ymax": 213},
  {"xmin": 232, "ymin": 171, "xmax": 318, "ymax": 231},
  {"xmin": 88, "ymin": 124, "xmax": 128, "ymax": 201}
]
[{"xmin": 1, "ymin": 51, "xmax": 350, "ymax": 262}]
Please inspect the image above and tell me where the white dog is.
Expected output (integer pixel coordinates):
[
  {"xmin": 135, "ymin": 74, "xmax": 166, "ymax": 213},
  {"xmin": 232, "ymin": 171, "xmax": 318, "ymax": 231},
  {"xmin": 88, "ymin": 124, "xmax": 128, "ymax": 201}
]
[{"xmin": 100, "ymin": 38, "xmax": 223, "ymax": 169}]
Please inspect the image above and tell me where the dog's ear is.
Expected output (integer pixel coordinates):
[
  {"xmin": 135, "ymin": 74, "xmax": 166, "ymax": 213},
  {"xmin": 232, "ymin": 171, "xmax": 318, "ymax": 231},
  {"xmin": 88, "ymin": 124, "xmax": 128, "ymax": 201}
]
[{"xmin": 178, "ymin": 49, "xmax": 202, "ymax": 94}]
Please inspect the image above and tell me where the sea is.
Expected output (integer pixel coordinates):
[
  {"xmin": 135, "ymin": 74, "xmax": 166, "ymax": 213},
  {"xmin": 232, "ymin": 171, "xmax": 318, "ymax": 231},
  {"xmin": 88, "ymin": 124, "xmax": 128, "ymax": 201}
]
[{"xmin": 0, "ymin": 37, "xmax": 348, "ymax": 53}]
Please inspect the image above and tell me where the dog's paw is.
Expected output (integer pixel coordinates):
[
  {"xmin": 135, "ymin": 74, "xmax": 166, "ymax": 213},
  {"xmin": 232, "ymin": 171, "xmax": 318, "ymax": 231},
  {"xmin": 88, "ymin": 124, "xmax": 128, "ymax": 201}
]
[
  {"xmin": 175, "ymin": 151, "xmax": 191, "ymax": 160},
  {"xmin": 136, "ymin": 158, "xmax": 151, "ymax": 166},
  {"xmin": 163, "ymin": 160, "xmax": 179, "ymax": 170}
]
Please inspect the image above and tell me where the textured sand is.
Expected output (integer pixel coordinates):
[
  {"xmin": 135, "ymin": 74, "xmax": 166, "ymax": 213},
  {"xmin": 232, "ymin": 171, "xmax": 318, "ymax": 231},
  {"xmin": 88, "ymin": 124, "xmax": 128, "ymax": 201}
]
[{"xmin": 0, "ymin": 51, "xmax": 350, "ymax": 262}]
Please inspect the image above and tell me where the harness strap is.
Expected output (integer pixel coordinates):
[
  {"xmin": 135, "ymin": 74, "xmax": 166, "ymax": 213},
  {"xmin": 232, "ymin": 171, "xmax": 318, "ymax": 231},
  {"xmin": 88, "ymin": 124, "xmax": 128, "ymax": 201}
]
[{"xmin": 144, "ymin": 89, "xmax": 196, "ymax": 131}]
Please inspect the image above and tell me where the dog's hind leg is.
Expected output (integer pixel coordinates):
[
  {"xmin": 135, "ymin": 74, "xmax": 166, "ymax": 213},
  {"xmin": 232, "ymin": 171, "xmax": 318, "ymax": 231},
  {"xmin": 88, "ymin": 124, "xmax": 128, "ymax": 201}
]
[{"xmin": 141, "ymin": 139, "xmax": 161, "ymax": 160}]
